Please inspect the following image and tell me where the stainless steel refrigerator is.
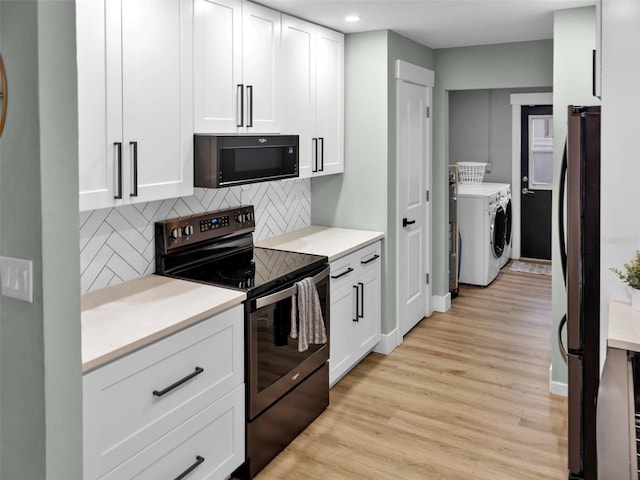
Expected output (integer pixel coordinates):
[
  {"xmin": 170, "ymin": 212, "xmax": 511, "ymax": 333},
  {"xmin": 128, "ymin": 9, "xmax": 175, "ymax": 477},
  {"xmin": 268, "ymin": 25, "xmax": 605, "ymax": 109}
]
[{"xmin": 558, "ymin": 105, "xmax": 601, "ymax": 480}]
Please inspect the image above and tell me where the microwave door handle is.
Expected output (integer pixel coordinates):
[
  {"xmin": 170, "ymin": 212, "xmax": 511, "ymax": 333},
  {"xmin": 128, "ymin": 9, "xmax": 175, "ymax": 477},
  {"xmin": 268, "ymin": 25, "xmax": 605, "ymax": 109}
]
[{"xmin": 254, "ymin": 267, "xmax": 329, "ymax": 309}]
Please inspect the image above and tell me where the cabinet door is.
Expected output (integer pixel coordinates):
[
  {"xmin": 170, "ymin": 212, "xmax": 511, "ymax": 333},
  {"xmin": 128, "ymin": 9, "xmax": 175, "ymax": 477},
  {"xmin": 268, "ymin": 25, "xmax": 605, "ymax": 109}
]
[
  {"xmin": 121, "ymin": 0, "xmax": 193, "ymax": 203},
  {"xmin": 242, "ymin": 1, "xmax": 281, "ymax": 133},
  {"xmin": 314, "ymin": 27, "xmax": 344, "ymax": 176},
  {"xmin": 281, "ymin": 15, "xmax": 315, "ymax": 177},
  {"xmin": 329, "ymin": 281, "xmax": 355, "ymax": 386},
  {"xmin": 354, "ymin": 267, "xmax": 381, "ymax": 359},
  {"xmin": 76, "ymin": 0, "xmax": 124, "ymax": 211},
  {"xmin": 194, "ymin": 0, "xmax": 243, "ymax": 134}
]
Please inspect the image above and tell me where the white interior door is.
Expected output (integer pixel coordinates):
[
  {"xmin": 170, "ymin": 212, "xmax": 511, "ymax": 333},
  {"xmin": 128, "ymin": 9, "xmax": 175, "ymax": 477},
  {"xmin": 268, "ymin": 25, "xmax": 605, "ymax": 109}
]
[{"xmin": 396, "ymin": 62, "xmax": 432, "ymax": 337}]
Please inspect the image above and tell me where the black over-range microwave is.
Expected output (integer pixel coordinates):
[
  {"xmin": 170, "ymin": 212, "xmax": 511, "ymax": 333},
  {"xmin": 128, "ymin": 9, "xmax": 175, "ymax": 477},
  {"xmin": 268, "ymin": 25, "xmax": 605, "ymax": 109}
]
[{"xmin": 194, "ymin": 134, "xmax": 299, "ymax": 188}]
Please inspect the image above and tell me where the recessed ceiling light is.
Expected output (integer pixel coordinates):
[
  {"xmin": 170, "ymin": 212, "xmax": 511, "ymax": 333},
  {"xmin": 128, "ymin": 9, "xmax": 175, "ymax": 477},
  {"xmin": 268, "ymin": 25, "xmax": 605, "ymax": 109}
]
[{"xmin": 345, "ymin": 15, "xmax": 360, "ymax": 23}]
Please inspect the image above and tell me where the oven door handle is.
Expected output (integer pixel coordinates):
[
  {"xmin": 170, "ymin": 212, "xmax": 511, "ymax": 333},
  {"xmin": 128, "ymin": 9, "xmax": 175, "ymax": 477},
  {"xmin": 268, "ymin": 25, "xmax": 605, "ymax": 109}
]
[{"xmin": 254, "ymin": 266, "xmax": 329, "ymax": 310}]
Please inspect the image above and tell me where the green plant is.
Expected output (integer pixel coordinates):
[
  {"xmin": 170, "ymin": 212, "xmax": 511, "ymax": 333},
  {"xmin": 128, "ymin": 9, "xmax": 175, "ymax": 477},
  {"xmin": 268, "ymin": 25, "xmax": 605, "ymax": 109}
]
[{"xmin": 611, "ymin": 250, "xmax": 640, "ymax": 290}]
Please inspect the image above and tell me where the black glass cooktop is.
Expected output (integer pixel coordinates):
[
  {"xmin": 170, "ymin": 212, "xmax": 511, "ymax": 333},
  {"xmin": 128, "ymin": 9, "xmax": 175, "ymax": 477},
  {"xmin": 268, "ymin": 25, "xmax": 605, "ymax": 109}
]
[{"xmin": 171, "ymin": 247, "xmax": 328, "ymax": 299}]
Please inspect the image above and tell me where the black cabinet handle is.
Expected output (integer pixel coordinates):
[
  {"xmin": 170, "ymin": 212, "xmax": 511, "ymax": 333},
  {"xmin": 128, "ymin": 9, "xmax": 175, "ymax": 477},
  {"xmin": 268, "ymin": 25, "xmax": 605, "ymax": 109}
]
[
  {"xmin": 353, "ymin": 285, "xmax": 359, "ymax": 322},
  {"xmin": 361, "ymin": 254, "xmax": 380, "ymax": 265},
  {"xmin": 114, "ymin": 142, "xmax": 122, "ymax": 199},
  {"xmin": 331, "ymin": 267, "xmax": 353, "ymax": 279},
  {"xmin": 174, "ymin": 455, "xmax": 205, "ymax": 480},
  {"xmin": 237, "ymin": 84, "xmax": 244, "ymax": 127},
  {"xmin": 312, "ymin": 138, "xmax": 318, "ymax": 173},
  {"xmin": 358, "ymin": 282, "xmax": 364, "ymax": 319},
  {"xmin": 402, "ymin": 218, "xmax": 416, "ymax": 228},
  {"xmin": 130, "ymin": 141, "xmax": 138, "ymax": 197},
  {"xmin": 247, "ymin": 85, "xmax": 253, "ymax": 128},
  {"xmin": 152, "ymin": 367, "xmax": 204, "ymax": 397},
  {"xmin": 319, "ymin": 137, "xmax": 324, "ymax": 172}
]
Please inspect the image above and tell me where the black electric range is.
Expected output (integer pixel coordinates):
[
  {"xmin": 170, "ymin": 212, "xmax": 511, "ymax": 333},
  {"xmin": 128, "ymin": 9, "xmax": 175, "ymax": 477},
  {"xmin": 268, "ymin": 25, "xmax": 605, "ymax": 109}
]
[
  {"xmin": 155, "ymin": 205, "xmax": 331, "ymax": 479},
  {"xmin": 154, "ymin": 205, "xmax": 327, "ymax": 298}
]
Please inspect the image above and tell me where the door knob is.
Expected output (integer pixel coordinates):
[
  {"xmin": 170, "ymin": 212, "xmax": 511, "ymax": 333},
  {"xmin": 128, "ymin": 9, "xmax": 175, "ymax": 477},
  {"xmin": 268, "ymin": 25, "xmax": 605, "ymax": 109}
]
[
  {"xmin": 403, "ymin": 218, "xmax": 416, "ymax": 227},
  {"xmin": 522, "ymin": 187, "xmax": 535, "ymax": 195}
]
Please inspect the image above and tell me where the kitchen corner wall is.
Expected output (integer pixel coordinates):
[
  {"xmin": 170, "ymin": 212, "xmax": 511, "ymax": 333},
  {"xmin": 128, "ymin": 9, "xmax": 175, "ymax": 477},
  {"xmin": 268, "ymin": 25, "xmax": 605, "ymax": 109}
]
[
  {"xmin": 551, "ymin": 7, "xmax": 598, "ymax": 390},
  {"xmin": 80, "ymin": 179, "xmax": 311, "ymax": 294}
]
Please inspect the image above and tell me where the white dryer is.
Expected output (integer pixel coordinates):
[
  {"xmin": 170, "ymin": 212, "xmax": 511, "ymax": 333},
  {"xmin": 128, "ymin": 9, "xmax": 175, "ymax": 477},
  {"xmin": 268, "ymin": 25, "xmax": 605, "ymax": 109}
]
[
  {"xmin": 481, "ymin": 183, "xmax": 512, "ymax": 268},
  {"xmin": 457, "ymin": 183, "xmax": 508, "ymax": 286}
]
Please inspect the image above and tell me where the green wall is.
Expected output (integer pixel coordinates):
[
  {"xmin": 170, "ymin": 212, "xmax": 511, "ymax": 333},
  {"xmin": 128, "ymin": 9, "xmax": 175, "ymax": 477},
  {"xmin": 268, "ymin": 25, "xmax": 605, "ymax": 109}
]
[
  {"xmin": 311, "ymin": 30, "xmax": 434, "ymax": 335},
  {"xmin": 551, "ymin": 7, "xmax": 598, "ymax": 388},
  {"xmin": 0, "ymin": 1, "xmax": 82, "ymax": 478},
  {"xmin": 432, "ymin": 40, "xmax": 554, "ymax": 297}
]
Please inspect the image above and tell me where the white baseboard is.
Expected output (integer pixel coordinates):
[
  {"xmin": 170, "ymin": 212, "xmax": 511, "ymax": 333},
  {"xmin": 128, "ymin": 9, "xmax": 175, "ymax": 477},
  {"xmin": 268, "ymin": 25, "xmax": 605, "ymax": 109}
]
[
  {"xmin": 373, "ymin": 328, "xmax": 399, "ymax": 355},
  {"xmin": 549, "ymin": 364, "xmax": 568, "ymax": 396},
  {"xmin": 432, "ymin": 293, "xmax": 451, "ymax": 313}
]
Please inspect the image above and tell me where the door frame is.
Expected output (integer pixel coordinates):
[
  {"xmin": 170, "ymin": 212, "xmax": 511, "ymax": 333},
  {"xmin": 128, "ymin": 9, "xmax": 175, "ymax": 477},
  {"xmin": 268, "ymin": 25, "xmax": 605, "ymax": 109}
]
[
  {"xmin": 509, "ymin": 92, "xmax": 552, "ymax": 259},
  {"xmin": 394, "ymin": 60, "xmax": 434, "ymax": 346}
]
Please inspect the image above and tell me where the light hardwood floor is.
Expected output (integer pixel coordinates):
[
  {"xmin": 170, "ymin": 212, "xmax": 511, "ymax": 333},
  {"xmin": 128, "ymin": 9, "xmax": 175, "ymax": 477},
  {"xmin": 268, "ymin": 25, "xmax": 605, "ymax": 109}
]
[{"xmin": 254, "ymin": 266, "xmax": 568, "ymax": 479}]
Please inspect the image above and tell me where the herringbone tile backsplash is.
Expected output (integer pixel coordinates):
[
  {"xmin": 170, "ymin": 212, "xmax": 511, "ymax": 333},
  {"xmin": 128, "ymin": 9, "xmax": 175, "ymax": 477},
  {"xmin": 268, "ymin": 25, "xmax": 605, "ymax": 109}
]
[{"xmin": 79, "ymin": 179, "xmax": 311, "ymax": 293}]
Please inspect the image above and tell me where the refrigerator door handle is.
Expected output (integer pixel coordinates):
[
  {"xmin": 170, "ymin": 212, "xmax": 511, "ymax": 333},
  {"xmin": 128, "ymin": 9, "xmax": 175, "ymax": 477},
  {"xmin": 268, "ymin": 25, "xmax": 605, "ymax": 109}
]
[
  {"xmin": 558, "ymin": 140, "xmax": 568, "ymax": 286},
  {"xmin": 558, "ymin": 314, "xmax": 568, "ymax": 365}
]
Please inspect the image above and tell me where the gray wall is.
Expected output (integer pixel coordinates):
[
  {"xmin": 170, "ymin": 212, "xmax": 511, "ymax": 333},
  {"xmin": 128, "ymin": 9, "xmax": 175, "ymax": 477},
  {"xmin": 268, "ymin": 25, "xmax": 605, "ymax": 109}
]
[
  {"xmin": 550, "ymin": 7, "xmax": 598, "ymax": 390},
  {"xmin": 0, "ymin": 1, "xmax": 82, "ymax": 478},
  {"xmin": 449, "ymin": 87, "xmax": 549, "ymax": 183},
  {"xmin": 311, "ymin": 30, "xmax": 434, "ymax": 335},
  {"xmin": 433, "ymin": 40, "xmax": 554, "ymax": 297}
]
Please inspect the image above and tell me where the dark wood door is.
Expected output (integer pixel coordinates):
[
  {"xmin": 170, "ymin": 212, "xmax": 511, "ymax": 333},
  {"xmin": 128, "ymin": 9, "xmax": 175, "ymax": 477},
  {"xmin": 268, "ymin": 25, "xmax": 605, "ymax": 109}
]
[{"xmin": 521, "ymin": 105, "xmax": 553, "ymax": 260}]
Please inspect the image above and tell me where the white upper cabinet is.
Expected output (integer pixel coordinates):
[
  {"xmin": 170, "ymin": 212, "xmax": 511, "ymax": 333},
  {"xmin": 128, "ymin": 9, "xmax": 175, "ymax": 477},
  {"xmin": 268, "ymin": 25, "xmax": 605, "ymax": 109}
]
[
  {"xmin": 281, "ymin": 16, "xmax": 343, "ymax": 178},
  {"xmin": 194, "ymin": 0, "xmax": 281, "ymax": 134},
  {"xmin": 77, "ymin": 0, "xmax": 194, "ymax": 211},
  {"xmin": 314, "ymin": 27, "xmax": 344, "ymax": 176}
]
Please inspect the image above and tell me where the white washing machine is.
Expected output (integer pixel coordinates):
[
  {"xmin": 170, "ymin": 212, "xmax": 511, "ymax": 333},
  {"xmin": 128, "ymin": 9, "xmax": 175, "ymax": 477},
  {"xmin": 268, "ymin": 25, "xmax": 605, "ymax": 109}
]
[
  {"xmin": 457, "ymin": 183, "xmax": 509, "ymax": 286},
  {"xmin": 481, "ymin": 183, "xmax": 512, "ymax": 268}
]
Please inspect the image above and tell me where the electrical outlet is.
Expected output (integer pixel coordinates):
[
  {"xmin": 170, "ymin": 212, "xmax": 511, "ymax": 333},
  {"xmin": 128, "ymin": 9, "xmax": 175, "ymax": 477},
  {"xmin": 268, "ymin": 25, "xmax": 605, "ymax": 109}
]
[{"xmin": 0, "ymin": 256, "xmax": 33, "ymax": 303}]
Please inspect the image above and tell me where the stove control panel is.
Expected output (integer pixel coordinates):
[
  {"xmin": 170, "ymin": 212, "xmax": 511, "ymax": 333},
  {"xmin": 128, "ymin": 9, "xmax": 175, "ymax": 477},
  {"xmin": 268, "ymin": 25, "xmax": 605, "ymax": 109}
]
[
  {"xmin": 155, "ymin": 205, "xmax": 256, "ymax": 253},
  {"xmin": 199, "ymin": 214, "xmax": 230, "ymax": 233}
]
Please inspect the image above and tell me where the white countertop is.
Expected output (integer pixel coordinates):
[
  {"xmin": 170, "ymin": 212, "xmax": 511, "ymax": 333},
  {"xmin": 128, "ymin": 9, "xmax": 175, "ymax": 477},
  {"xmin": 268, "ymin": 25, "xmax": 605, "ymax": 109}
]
[
  {"xmin": 608, "ymin": 300, "xmax": 640, "ymax": 352},
  {"xmin": 256, "ymin": 226, "xmax": 384, "ymax": 262},
  {"xmin": 81, "ymin": 275, "xmax": 246, "ymax": 372}
]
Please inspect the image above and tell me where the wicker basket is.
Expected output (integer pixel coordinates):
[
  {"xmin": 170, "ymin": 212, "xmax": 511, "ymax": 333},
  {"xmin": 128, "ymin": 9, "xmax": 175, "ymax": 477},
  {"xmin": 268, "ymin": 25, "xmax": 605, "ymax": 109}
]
[{"xmin": 457, "ymin": 162, "xmax": 487, "ymax": 184}]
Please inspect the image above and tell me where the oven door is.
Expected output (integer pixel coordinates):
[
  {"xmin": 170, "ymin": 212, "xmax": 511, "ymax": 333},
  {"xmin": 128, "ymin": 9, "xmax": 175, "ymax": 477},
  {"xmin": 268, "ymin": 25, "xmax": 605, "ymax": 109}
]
[{"xmin": 247, "ymin": 266, "xmax": 330, "ymax": 420}]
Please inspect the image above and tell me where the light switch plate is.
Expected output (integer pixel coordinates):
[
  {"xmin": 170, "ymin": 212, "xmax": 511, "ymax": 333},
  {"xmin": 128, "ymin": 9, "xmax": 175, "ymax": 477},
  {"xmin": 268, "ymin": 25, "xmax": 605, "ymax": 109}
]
[{"xmin": 0, "ymin": 256, "xmax": 33, "ymax": 303}]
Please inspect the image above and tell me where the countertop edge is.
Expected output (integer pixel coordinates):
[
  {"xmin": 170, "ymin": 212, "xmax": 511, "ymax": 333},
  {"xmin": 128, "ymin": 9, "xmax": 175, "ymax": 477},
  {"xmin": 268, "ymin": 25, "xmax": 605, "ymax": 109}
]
[
  {"xmin": 256, "ymin": 226, "xmax": 385, "ymax": 262},
  {"xmin": 607, "ymin": 300, "xmax": 640, "ymax": 353},
  {"xmin": 82, "ymin": 297, "xmax": 244, "ymax": 373},
  {"xmin": 325, "ymin": 234, "xmax": 385, "ymax": 262}
]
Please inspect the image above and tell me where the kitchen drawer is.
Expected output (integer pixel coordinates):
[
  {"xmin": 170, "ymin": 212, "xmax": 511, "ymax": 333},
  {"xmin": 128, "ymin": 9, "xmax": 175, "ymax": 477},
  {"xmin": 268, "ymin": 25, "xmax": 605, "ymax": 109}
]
[
  {"xmin": 329, "ymin": 252, "xmax": 359, "ymax": 290},
  {"xmin": 83, "ymin": 305, "xmax": 243, "ymax": 479},
  {"xmin": 101, "ymin": 384, "xmax": 245, "ymax": 480},
  {"xmin": 357, "ymin": 241, "xmax": 381, "ymax": 273},
  {"xmin": 329, "ymin": 241, "xmax": 381, "ymax": 291}
]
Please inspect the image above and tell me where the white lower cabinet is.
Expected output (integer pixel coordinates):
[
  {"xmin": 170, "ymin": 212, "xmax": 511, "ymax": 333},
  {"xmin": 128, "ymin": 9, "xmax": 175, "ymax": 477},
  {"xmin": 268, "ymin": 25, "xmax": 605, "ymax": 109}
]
[
  {"xmin": 329, "ymin": 242, "xmax": 381, "ymax": 386},
  {"xmin": 83, "ymin": 305, "xmax": 245, "ymax": 480}
]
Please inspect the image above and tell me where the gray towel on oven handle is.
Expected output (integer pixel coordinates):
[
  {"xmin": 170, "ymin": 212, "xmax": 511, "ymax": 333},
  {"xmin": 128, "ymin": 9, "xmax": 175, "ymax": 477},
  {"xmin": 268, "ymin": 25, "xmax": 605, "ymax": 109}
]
[{"xmin": 290, "ymin": 277, "xmax": 327, "ymax": 352}]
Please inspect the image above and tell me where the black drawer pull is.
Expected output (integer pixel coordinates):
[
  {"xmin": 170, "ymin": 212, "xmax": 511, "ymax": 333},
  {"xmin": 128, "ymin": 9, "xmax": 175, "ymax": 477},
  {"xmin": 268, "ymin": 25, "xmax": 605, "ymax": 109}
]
[
  {"xmin": 361, "ymin": 254, "xmax": 380, "ymax": 265},
  {"xmin": 331, "ymin": 267, "xmax": 354, "ymax": 280},
  {"xmin": 174, "ymin": 455, "xmax": 205, "ymax": 480},
  {"xmin": 153, "ymin": 367, "xmax": 204, "ymax": 397}
]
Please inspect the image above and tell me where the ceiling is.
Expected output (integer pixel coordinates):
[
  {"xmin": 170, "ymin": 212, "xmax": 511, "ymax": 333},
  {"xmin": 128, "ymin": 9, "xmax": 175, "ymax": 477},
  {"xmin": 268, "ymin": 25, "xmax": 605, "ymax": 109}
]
[{"xmin": 256, "ymin": 0, "xmax": 596, "ymax": 49}]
